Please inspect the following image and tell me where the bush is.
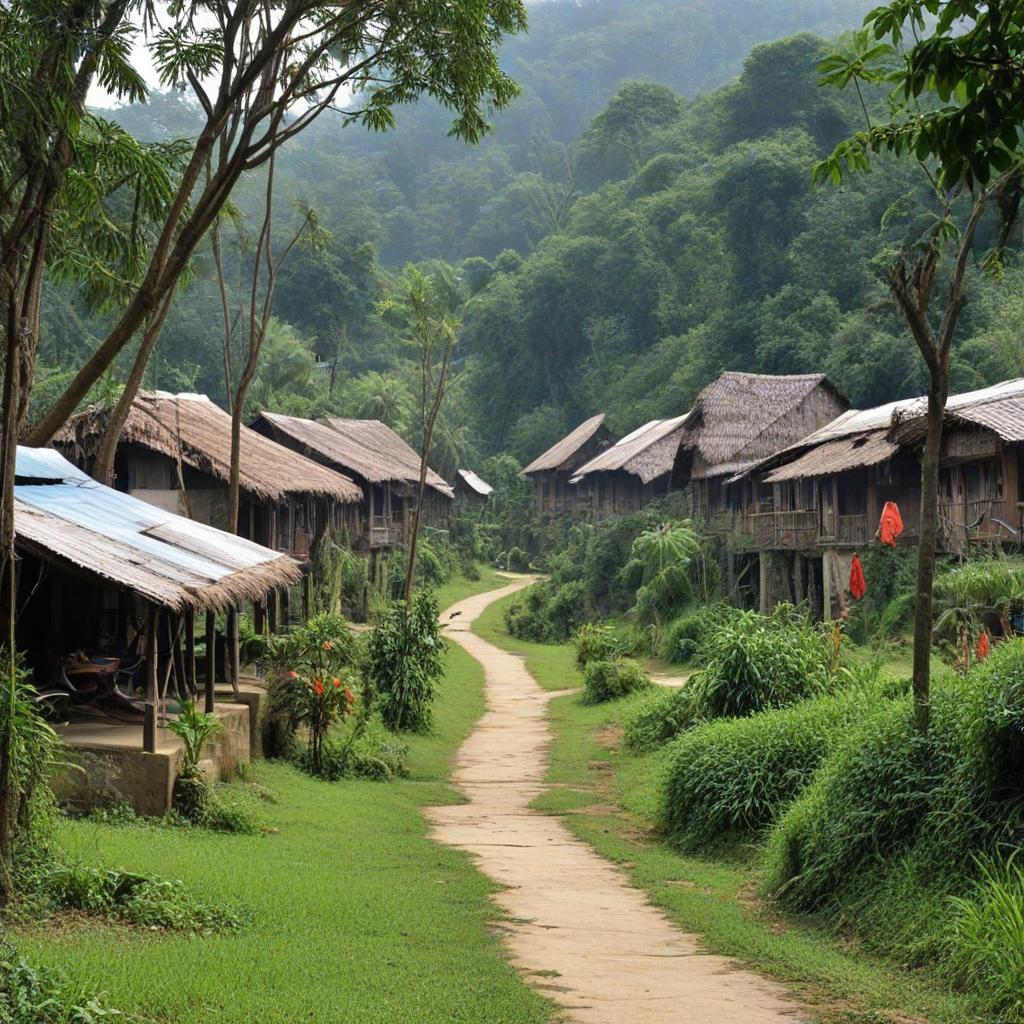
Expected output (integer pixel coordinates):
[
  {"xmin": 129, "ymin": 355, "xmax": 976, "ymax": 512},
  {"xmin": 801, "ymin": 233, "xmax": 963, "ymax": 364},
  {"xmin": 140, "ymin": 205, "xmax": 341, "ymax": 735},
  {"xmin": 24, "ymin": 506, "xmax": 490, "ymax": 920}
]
[
  {"xmin": 765, "ymin": 645, "xmax": 1024, "ymax": 932},
  {"xmin": 690, "ymin": 610, "xmax": 829, "ymax": 718},
  {"xmin": 948, "ymin": 853, "xmax": 1024, "ymax": 1022},
  {"xmin": 582, "ymin": 658, "xmax": 651, "ymax": 704},
  {"xmin": 42, "ymin": 863, "xmax": 245, "ymax": 933},
  {"xmin": 296, "ymin": 716, "xmax": 409, "ymax": 781},
  {"xmin": 658, "ymin": 604, "xmax": 738, "ymax": 664},
  {"xmin": 504, "ymin": 582, "xmax": 556, "ymax": 642},
  {"xmin": 573, "ymin": 622, "xmax": 648, "ymax": 668},
  {"xmin": 0, "ymin": 941, "xmax": 124, "ymax": 1022},
  {"xmin": 365, "ymin": 591, "xmax": 445, "ymax": 733},
  {"xmin": 168, "ymin": 700, "xmax": 223, "ymax": 821},
  {"xmin": 622, "ymin": 686, "xmax": 700, "ymax": 752},
  {"xmin": 662, "ymin": 688, "xmax": 885, "ymax": 848}
]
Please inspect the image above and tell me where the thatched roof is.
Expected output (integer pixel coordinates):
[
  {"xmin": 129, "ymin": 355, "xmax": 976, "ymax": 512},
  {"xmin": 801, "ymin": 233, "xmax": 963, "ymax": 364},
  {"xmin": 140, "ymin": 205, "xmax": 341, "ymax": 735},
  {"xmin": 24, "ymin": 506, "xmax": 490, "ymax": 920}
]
[
  {"xmin": 456, "ymin": 469, "xmax": 493, "ymax": 496},
  {"xmin": 892, "ymin": 377, "xmax": 1024, "ymax": 444},
  {"xmin": 252, "ymin": 411, "xmax": 453, "ymax": 498},
  {"xmin": 15, "ymin": 448, "xmax": 301, "ymax": 612},
  {"xmin": 679, "ymin": 372, "xmax": 846, "ymax": 478},
  {"xmin": 572, "ymin": 415, "xmax": 690, "ymax": 485},
  {"xmin": 523, "ymin": 414, "xmax": 609, "ymax": 475},
  {"xmin": 55, "ymin": 393, "xmax": 360, "ymax": 504},
  {"xmin": 763, "ymin": 431, "xmax": 897, "ymax": 482}
]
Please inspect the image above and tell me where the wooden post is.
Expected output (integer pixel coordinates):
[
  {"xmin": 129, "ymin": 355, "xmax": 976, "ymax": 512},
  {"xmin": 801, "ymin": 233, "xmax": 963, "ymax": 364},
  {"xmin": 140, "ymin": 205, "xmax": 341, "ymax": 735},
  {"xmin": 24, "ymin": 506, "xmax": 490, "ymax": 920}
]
[
  {"xmin": 794, "ymin": 553, "xmax": 806, "ymax": 606},
  {"xmin": 143, "ymin": 604, "xmax": 158, "ymax": 754},
  {"xmin": 204, "ymin": 610, "xmax": 215, "ymax": 714},
  {"xmin": 821, "ymin": 551, "xmax": 833, "ymax": 622},
  {"xmin": 268, "ymin": 589, "xmax": 279, "ymax": 634},
  {"xmin": 184, "ymin": 607, "xmax": 196, "ymax": 701},
  {"xmin": 281, "ymin": 585, "xmax": 291, "ymax": 629},
  {"xmin": 170, "ymin": 614, "xmax": 187, "ymax": 702},
  {"xmin": 759, "ymin": 553, "xmax": 772, "ymax": 614},
  {"xmin": 228, "ymin": 606, "xmax": 240, "ymax": 697},
  {"xmin": 302, "ymin": 571, "xmax": 312, "ymax": 622},
  {"xmin": 254, "ymin": 599, "xmax": 265, "ymax": 635}
]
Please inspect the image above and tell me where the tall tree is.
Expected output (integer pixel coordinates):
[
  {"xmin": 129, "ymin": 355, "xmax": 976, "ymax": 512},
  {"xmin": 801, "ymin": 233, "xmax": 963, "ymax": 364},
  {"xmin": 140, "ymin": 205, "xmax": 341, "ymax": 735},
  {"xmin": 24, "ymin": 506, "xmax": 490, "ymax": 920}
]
[
  {"xmin": 816, "ymin": 8, "xmax": 1024, "ymax": 730},
  {"xmin": 25, "ymin": 0, "xmax": 527, "ymax": 449}
]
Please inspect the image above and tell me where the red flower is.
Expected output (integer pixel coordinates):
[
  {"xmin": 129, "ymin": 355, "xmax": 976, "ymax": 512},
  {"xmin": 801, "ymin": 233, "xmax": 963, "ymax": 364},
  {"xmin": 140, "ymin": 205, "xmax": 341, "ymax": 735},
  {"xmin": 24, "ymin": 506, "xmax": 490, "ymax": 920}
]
[
  {"xmin": 321, "ymin": 640, "xmax": 333, "ymax": 652},
  {"xmin": 343, "ymin": 687, "xmax": 355, "ymax": 706},
  {"xmin": 332, "ymin": 677, "xmax": 341, "ymax": 688},
  {"xmin": 312, "ymin": 679, "xmax": 325, "ymax": 696}
]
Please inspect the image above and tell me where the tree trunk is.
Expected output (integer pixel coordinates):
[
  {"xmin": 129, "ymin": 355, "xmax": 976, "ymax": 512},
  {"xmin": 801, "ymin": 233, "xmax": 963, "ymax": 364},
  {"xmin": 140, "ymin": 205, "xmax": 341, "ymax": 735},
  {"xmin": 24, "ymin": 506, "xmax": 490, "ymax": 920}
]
[{"xmin": 911, "ymin": 383, "xmax": 947, "ymax": 732}]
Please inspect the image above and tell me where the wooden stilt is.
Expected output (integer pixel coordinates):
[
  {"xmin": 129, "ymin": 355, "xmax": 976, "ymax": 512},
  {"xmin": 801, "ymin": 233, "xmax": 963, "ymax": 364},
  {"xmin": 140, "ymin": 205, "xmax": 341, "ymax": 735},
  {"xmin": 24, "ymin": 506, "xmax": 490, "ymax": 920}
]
[
  {"xmin": 184, "ymin": 607, "xmax": 196, "ymax": 701},
  {"xmin": 228, "ymin": 606, "xmax": 240, "ymax": 697},
  {"xmin": 254, "ymin": 600, "xmax": 265, "ymax": 636},
  {"xmin": 281, "ymin": 585, "xmax": 291, "ymax": 629},
  {"xmin": 143, "ymin": 604, "xmax": 158, "ymax": 754},
  {"xmin": 302, "ymin": 571, "xmax": 312, "ymax": 622},
  {"xmin": 268, "ymin": 589, "xmax": 278, "ymax": 634},
  {"xmin": 171, "ymin": 614, "xmax": 187, "ymax": 702},
  {"xmin": 204, "ymin": 610, "xmax": 215, "ymax": 714}
]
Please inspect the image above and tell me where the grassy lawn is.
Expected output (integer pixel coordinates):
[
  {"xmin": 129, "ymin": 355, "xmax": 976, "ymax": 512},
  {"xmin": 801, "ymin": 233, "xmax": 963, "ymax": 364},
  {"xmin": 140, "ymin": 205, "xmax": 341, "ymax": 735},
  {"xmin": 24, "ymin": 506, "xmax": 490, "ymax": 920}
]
[
  {"xmin": 19, "ymin": 571, "xmax": 553, "ymax": 1024},
  {"xmin": 474, "ymin": 596, "xmax": 988, "ymax": 1024}
]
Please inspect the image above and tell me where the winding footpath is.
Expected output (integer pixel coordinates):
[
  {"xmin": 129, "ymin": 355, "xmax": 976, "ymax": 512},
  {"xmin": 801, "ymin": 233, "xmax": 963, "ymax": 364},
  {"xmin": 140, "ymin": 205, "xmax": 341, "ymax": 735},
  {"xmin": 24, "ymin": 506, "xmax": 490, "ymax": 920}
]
[{"xmin": 428, "ymin": 577, "xmax": 803, "ymax": 1024}]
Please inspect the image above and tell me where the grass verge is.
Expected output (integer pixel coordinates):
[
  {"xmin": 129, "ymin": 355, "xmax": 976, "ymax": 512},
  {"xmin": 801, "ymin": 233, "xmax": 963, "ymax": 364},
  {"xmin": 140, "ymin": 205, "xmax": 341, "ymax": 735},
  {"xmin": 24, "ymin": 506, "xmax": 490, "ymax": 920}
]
[
  {"xmin": 18, "ymin": 571, "xmax": 552, "ymax": 1024},
  {"xmin": 475, "ymin": 602, "xmax": 990, "ymax": 1024}
]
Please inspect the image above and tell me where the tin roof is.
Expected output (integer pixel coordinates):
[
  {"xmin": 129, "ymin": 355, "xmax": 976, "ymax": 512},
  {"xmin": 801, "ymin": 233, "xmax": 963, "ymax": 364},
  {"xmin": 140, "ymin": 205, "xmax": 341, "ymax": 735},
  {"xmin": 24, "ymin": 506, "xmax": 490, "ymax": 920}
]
[
  {"xmin": 456, "ymin": 469, "xmax": 493, "ymax": 496},
  {"xmin": 15, "ymin": 448, "xmax": 301, "ymax": 611}
]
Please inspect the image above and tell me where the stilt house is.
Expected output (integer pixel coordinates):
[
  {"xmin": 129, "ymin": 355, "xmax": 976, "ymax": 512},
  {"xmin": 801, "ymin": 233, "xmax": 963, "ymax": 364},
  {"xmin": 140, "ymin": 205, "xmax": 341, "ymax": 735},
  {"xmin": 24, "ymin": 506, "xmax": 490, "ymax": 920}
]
[
  {"xmin": 522, "ymin": 414, "xmax": 610, "ymax": 516},
  {"xmin": 248, "ymin": 411, "xmax": 454, "ymax": 549},
  {"xmin": 54, "ymin": 392, "xmax": 361, "ymax": 565}
]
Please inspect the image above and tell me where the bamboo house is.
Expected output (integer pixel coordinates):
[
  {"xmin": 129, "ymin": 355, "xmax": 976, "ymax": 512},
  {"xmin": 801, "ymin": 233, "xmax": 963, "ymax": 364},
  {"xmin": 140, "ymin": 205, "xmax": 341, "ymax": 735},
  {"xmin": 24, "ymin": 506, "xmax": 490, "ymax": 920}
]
[{"xmin": 522, "ymin": 413, "xmax": 611, "ymax": 516}]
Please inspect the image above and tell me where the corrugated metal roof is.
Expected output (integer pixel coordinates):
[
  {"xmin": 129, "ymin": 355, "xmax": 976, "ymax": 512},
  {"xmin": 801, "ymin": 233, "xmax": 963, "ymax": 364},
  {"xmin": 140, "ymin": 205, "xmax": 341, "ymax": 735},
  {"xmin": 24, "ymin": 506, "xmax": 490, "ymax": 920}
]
[
  {"xmin": 763, "ymin": 430, "xmax": 898, "ymax": 482},
  {"xmin": 15, "ymin": 447, "xmax": 300, "ymax": 611},
  {"xmin": 572, "ymin": 414, "xmax": 690, "ymax": 484},
  {"xmin": 523, "ymin": 413, "xmax": 608, "ymax": 474},
  {"xmin": 456, "ymin": 469, "xmax": 493, "ymax": 496}
]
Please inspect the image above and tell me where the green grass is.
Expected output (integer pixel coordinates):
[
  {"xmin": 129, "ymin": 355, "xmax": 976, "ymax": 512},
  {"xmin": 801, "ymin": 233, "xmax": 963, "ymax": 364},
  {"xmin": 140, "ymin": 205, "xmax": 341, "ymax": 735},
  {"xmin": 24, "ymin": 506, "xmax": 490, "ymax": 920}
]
[
  {"xmin": 473, "ymin": 590, "xmax": 582, "ymax": 692},
  {"xmin": 20, "ymin": 570, "xmax": 552, "ymax": 1024},
  {"xmin": 475, "ymin": 608, "xmax": 989, "ymax": 1024},
  {"xmin": 432, "ymin": 563, "xmax": 509, "ymax": 612}
]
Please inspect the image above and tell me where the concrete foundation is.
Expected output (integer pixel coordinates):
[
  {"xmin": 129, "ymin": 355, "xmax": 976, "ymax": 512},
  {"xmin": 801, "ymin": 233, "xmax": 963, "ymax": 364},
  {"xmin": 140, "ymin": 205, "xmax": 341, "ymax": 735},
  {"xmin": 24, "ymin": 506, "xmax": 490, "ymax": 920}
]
[{"xmin": 53, "ymin": 702, "xmax": 251, "ymax": 817}]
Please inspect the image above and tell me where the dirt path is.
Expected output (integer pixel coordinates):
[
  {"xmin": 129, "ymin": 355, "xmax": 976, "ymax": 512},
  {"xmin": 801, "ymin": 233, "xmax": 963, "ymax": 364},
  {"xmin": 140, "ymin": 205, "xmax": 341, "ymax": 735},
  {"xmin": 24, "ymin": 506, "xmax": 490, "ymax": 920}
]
[{"xmin": 428, "ymin": 578, "xmax": 804, "ymax": 1024}]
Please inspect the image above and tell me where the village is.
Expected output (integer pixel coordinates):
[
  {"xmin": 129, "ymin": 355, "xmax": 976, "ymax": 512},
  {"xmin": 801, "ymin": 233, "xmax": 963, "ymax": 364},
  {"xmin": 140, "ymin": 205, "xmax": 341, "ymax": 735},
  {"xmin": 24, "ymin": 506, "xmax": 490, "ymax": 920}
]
[{"xmin": 4, "ymin": 1, "xmax": 1024, "ymax": 1023}]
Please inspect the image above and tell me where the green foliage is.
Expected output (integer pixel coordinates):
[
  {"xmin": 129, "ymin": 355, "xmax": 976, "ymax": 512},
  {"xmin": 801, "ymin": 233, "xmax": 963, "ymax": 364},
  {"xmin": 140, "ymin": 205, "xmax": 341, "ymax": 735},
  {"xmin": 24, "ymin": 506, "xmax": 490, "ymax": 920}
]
[
  {"xmin": 167, "ymin": 701, "xmax": 222, "ymax": 779},
  {"xmin": 42, "ymin": 863, "xmax": 244, "ymax": 933},
  {"xmin": 947, "ymin": 854, "xmax": 1024, "ymax": 1022},
  {"xmin": 295, "ymin": 716, "xmax": 409, "ymax": 782},
  {"xmin": 934, "ymin": 556, "xmax": 1024, "ymax": 650},
  {"xmin": 365, "ymin": 592, "xmax": 446, "ymax": 733},
  {"xmin": 581, "ymin": 658, "xmax": 651, "ymax": 705},
  {"xmin": 844, "ymin": 545, "xmax": 918, "ymax": 644},
  {"xmin": 627, "ymin": 520, "xmax": 713, "ymax": 624},
  {"xmin": 661, "ymin": 688, "xmax": 885, "ymax": 848},
  {"xmin": 622, "ymin": 687, "xmax": 701, "ymax": 752},
  {"xmin": 658, "ymin": 604, "xmax": 739, "ymax": 663},
  {"xmin": 690, "ymin": 609, "xmax": 830, "ymax": 718},
  {"xmin": 312, "ymin": 531, "xmax": 369, "ymax": 622},
  {"xmin": 573, "ymin": 622, "xmax": 649, "ymax": 668},
  {"xmin": 504, "ymin": 580, "xmax": 586, "ymax": 643},
  {"xmin": 0, "ymin": 941, "xmax": 124, "ymax": 1023}
]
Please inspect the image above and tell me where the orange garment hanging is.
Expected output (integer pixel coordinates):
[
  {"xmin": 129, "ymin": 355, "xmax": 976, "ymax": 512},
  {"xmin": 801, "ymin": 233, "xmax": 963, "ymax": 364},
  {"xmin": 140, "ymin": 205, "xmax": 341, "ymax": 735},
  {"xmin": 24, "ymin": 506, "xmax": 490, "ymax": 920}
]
[
  {"xmin": 977, "ymin": 632, "xmax": 991, "ymax": 662},
  {"xmin": 878, "ymin": 501, "xmax": 904, "ymax": 547},
  {"xmin": 849, "ymin": 553, "xmax": 866, "ymax": 601}
]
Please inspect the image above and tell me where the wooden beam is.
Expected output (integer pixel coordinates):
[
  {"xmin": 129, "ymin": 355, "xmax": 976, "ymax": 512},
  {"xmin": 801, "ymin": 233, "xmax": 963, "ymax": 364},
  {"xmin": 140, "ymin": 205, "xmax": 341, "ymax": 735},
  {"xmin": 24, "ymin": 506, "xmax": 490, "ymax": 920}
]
[
  {"xmin": 267, "ymin": 589, "xmax": 278, "ymax": 634},
  {"xmin": 204, "ymin": 610, "xmax": 215, "ymax": 714},
  {"xmin": 228, "ymin": 606, "xmax": 240, "ymax": 697},
  {"xmin": 143, "ymin": 604, "xmax": 158, "ymax": 754},
  {"xmin": 184, "ymin": 607, "xmax": 196, "ymax": 701}
]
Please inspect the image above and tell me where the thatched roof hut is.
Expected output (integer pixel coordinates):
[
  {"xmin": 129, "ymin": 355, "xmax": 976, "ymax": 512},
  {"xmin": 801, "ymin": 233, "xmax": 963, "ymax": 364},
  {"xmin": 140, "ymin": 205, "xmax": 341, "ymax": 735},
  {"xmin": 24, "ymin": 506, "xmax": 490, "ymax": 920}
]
[
  {"xmin": 250, "ymin": 410, "xmax": 453, "ymax": 499},
  {"xmin": 15, "ymin": 448, "xmax": 301, "ymax": 612},
  {"xmin": 523, "ymin": 413, "xmax": 610, "ymax": 475},
  {"xmin": 455, "ymin": 469, "xmax": 493, "ymax": 499},
  {"xmin": 56, "ymin": 392, "xmax": 361, "ymax": 504},
  {"xmin": 676, "ymin": 372, "xmax": 848, "ymax": 480},
  {"xmin": 572, "ymin": 415, "xmax": 690, "ymax": 485}
]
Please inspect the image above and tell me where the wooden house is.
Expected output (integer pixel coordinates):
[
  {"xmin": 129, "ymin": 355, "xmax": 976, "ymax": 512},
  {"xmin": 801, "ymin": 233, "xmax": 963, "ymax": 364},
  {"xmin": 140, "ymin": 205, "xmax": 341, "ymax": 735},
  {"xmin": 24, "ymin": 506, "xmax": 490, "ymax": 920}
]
[
  {"xmin": 522, "ymin": 414, "xmax": 611, "ymax": 516},
  {"xmin": 55, "ymin": 393, "xmax": 359, "ymax": 583},
  {"xmin": 571, "ymin": 415, "xmax": 690, "ymax": 519},
  {"xmin": 743, "ymin": 378, "xmax": 1024, "ymax": 617},
  {"xmin": 248, "ymin": 411, "xmax": 454, "ymax": 549},
  {"xmin": 13, "ymin": 447, "xmax": 301, "ymax": 811},
  {"xmin": 454, "ymin": 469, "xmax": 493, "ymax": 506}
]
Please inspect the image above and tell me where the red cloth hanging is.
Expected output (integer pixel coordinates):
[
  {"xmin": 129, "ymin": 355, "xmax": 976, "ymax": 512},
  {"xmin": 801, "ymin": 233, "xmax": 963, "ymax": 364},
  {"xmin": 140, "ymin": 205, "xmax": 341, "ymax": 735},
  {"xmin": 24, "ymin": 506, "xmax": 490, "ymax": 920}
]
[
  {"xmin": 879, "ymin": 501, "xmax": 904, "ymax": 547},
  {"xmin": 849, "ymin": 553, "xmax": 866, "ymax": 601},
  {"xmin": 977, "ymin": 632, "xmax": 991, "ymax": 662}
]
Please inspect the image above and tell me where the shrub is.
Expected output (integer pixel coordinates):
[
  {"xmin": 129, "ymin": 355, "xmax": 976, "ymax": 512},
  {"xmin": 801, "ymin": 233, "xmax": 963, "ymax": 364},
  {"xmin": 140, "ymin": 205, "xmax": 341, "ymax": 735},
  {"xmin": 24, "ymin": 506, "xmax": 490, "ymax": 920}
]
[
  {"xmin": 947, "ymin": 853, "xmax": 1024, "ymax": 1021},
  {"xmin": 43, "ymin": 863, "xmax": 244, "ymax": 933},
  {"xmin": 504, "ymin": 582, "xmax": 556, "ymax": 642},
  {"xmin": 0, "ymin": 941, "xmax": 124, "ymax": 1023},
  {"xmin": 573, "ymin": 622, "xmax": 648, "ymax": 668},
  {"xmin": 622, "ymin": 686, "xmax": 700, "ymax": 752},
  {"xmin": 297, "ymin": 716, "xmax": 409, "ymax": 781},
  {"xmin": 365, "ymin": 591, "xmax": 445, "ymax": 733},
  {"xmin": 582, "ymin": 658, "xmax": 651, "ymax": 704},
  {"xmin": 658, "ymin": 604, "xmax": 738, "ymax": 664},
  {"xmin": 167, "ymin": 700, "xmax": 223, "ymax": 821},
  {"xmin": 661, "ymin": 689, "xmax": 883, "ymax": 848},
  {"xmin": 690, "ymin": 611, "xmax": 829, "ymax": 718}
]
